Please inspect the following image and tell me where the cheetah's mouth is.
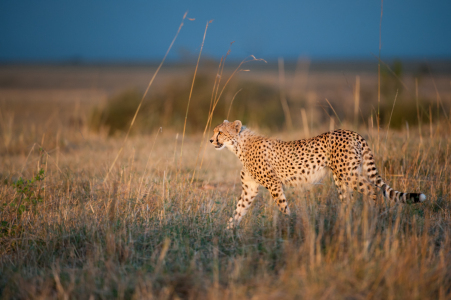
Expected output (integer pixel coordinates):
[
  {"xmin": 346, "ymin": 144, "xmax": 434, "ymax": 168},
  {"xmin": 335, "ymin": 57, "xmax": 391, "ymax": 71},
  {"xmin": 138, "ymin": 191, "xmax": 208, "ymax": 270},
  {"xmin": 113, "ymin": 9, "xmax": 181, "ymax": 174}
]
[{"xmin": 215, "ymin": 144, "xmax": 225, "ymax": 150}]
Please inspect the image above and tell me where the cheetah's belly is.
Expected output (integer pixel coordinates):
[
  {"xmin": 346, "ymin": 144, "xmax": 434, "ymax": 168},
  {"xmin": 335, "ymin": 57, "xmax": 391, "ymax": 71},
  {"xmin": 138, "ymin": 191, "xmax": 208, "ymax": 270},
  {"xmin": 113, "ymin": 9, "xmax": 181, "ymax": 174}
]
[{"xmin": 281, "ymin": 166, "xmax": 329, "ymax": 189}]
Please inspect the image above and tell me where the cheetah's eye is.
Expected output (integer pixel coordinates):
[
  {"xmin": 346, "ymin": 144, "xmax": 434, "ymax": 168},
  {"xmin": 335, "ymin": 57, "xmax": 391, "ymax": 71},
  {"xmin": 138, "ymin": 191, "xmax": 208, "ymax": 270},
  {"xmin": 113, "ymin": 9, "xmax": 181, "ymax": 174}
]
[{"xmin": 218, "ymin": 132, "xmax": 222, "ymax": 135}]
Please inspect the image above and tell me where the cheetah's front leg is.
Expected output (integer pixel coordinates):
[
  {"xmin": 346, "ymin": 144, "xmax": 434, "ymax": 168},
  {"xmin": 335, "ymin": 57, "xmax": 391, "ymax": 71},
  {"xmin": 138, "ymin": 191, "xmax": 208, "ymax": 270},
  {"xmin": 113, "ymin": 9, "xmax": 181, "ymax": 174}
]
[
  {"xmin": 263, "ymin": 178, "xmax": 291, "ymax": 215},
  {"xmin": 227, "ymin": 170, "xmax": 260, "ymax": 229}
]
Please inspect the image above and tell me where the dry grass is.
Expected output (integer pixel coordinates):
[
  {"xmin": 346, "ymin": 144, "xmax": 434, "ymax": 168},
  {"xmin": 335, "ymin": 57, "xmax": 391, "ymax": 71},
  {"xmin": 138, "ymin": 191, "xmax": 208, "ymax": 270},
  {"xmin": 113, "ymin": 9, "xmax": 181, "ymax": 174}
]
[{"xmin": 0, "ymin": 63, "xmax": 450, "ymax": 299}]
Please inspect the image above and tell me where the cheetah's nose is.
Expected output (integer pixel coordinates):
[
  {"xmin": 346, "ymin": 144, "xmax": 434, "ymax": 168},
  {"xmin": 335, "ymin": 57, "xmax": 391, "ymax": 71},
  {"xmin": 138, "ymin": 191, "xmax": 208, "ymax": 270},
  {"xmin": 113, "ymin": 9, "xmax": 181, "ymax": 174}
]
[{"xmin": 209, "ymin": 139, "xmax": 214, "ymax": 143}]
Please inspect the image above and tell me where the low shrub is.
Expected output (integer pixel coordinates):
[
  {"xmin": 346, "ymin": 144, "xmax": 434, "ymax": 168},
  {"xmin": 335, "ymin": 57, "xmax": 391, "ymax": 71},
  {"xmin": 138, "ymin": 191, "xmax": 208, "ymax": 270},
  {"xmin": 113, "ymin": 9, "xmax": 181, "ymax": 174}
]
[{"xmin": 88, "ymin": 74, "xmax": 295, "ymax": 135}]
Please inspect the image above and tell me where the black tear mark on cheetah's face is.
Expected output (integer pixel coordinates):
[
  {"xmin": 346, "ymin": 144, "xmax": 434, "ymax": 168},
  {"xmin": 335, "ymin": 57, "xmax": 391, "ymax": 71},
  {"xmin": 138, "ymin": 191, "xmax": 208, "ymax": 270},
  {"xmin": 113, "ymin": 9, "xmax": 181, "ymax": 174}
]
[{"xmin": 209, "ymin": 120, "xmax": 242, "ymax": 151}]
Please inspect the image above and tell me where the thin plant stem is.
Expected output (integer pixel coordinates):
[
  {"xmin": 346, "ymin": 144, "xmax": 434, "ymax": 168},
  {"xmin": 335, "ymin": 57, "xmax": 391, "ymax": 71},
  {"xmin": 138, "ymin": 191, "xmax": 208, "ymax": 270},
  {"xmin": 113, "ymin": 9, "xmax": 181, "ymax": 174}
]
[
  {"xmin": 377, "ymin": 0, "xmax": 383, "ymax": 153},
  {"xmin": 177, "ymin": 20, "xmax": 211, "ymax": 180},
  {"xmin": 226, "ymin": 89, "xmax": 243, "ymax": 120},
  {"xmin": 415, "ymin": 78, "xmax": 423, "ymax": 145},
  {"xmin": 385, "ymin": 89, "xmax": 399, "ymax": 149},
  {"xmin": 324, "ymin": 98, "xmax": 342, "ymax": 126},
  {"xmin": 104, "ymin": 11, "xmax": 189, "ymax": 183},
  {"xmin": 278, "ymin": 57, "xmax": 293, "ymax": 131}
]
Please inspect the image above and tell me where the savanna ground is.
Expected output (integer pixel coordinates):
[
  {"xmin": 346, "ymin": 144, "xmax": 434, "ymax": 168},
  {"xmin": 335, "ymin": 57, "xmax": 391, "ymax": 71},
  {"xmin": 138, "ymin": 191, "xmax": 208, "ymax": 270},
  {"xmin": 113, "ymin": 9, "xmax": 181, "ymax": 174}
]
[{"xmin": 0, "ymin": 62, "xmax": 451, "ymax": 299}]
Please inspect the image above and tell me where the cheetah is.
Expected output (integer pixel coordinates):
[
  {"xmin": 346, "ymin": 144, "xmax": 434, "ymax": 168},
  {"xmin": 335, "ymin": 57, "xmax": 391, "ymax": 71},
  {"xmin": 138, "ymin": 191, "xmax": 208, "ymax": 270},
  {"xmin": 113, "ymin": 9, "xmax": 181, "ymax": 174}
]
[{"xmin": 210, "ymin": 120, "xmax": 426, "ymax": 229}]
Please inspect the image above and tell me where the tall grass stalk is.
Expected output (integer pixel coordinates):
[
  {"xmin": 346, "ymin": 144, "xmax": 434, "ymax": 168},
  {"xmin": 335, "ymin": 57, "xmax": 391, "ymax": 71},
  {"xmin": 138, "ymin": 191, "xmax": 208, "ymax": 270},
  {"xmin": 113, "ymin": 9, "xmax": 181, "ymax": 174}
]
[
  {"xmin": 354, "ymin": 75, "xmax": 360, "ymax": 129},
  {"xmin": 415, "ymin": 78, "xmax": 423, "ymax": 145},
  {"xmin": 190, "ymin": 56, "xmax": 225, "ymax": 184},
  {"xmin": 278, "ymin": 57, "xmax": 293, "ymax": 131},
  {"xmin": 325, "ymin": 98, "xmax": 342, "ymax": 126},
  {"xmin": 226, "ymin": 89, "xmax": 243, "ymax": 120},
  {"xmin": 177, "ymin": 20, "xmax": 211, "ymax": 180},
  {"xmin": 104, "ymin": 11, "xmax": 189, "ymax": 183},
  {"xmin": 329, "ymin": 116, "xmax": 334, "ymax": 131},
  {"xmin": 301, "ymin": 108, "xmax": 310, "ymax": 138},
  {"xmin": 429, "ymin": 105, "xmax": 433, "ymax": 139},
  {"xmin": 377, "ymin": 0, "xmax": 384, "ymax": 153},
  {"xmin": 429, "ymin": 70, "xmax": 451, "ymax": 129},
  {"xmin": 384, "ymin": 89, "xmax": 399, "ymax": 149}
]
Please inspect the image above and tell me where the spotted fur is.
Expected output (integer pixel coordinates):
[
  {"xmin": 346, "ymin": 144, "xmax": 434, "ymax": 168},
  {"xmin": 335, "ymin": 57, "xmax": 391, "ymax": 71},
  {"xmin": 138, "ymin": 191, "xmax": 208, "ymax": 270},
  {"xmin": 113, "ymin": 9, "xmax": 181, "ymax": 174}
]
[{"xmin": 210, "ymin": 120, "xmax": 426, "ymax": 229}]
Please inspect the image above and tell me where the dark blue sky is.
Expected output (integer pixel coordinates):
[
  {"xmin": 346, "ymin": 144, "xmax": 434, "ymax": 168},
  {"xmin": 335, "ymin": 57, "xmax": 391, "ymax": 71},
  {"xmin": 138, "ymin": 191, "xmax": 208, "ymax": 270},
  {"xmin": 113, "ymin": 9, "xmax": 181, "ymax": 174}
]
[{"xmin": 1, "ymin": 0, "xmax": 450, "ymax": 62}]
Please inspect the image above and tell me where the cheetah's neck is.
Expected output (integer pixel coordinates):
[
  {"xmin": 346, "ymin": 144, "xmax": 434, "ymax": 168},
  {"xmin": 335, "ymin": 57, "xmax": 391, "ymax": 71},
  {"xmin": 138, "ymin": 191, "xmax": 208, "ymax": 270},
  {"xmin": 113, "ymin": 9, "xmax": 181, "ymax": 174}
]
[{"xmin": 231, "ymin": 128, "xmax": 261, "ymax": 160}]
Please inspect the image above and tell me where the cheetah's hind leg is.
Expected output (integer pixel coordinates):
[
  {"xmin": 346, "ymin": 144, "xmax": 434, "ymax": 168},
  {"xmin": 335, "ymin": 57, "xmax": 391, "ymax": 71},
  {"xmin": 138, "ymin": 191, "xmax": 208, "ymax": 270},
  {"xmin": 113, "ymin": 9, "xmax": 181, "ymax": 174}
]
[
  {"xmin": 332, "ymin": 172, "xmax": 377, "ymax": 203},
  {"xmin": 332, "ymin": 173, "xmax": 353, "ymax": 202}
]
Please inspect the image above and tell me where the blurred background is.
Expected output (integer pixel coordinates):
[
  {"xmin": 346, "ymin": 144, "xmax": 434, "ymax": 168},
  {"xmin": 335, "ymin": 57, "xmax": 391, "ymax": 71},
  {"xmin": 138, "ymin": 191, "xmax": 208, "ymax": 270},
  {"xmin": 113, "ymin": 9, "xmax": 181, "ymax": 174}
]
[{"xmin": 1, "ymin": 0, "xmax": 451, "ymax": 150}]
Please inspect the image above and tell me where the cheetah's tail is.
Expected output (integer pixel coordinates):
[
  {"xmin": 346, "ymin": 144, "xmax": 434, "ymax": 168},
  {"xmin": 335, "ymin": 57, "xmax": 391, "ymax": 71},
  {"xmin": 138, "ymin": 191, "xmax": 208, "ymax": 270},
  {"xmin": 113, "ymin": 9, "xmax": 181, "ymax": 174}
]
[
  {"xmin": 377, "ymin": 177, "xmax": 426, "ymax": 203},
  {"xmin": 361, "ymin": 140, "xmax": 426, "ymax": 204}
]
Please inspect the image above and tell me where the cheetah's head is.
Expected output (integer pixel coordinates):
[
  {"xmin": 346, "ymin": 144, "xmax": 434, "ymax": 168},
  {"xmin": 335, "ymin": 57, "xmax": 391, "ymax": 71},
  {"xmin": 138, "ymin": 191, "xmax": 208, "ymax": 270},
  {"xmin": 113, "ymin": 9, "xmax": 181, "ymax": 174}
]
[{"xmin": 210, "ymin": 120, "xmax": 242, "ymax": 151}]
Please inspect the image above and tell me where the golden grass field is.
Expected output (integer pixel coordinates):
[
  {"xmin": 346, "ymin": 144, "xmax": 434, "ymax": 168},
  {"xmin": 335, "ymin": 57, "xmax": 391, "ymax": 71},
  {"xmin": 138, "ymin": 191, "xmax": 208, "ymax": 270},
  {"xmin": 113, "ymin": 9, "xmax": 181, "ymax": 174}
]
[{"xmin": 0, "ymin": 63, "xmax": 450, "ymax": 299}]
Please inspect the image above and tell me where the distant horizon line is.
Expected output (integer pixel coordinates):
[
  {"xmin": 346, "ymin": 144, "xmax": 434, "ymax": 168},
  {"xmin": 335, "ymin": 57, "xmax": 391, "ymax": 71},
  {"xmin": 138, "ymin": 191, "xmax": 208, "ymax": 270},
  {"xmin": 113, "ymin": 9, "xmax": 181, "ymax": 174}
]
[
  {"xmin": 2, "ymin": 59, "xmax": 451, "ymax": 74},
  {"xmin": 2, "ymin": 56, "xmax": 451, "ymax": 64}
]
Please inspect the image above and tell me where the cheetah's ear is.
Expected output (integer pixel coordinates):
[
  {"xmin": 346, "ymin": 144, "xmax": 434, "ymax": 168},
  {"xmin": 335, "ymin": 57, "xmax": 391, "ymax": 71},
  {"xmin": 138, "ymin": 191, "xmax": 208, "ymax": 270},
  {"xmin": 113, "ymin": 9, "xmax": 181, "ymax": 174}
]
[{"xmin": 233, "ymin": 120, "xmax": 242, "ymax": 134}]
